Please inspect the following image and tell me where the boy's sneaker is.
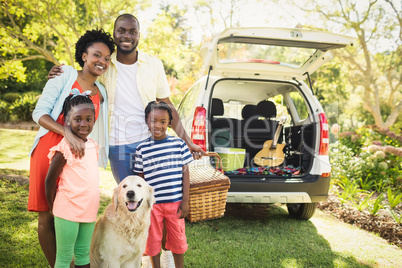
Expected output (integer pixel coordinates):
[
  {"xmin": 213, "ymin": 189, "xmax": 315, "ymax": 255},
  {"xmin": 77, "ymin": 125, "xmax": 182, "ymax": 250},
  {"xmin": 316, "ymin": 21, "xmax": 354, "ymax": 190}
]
[
  {"xmin": 141, "ymin": 256, "xmax": 152, "ymax": 268},
  {"xmin": 161, "ymin": 250, "xmax": 175, "ymax": 268}
]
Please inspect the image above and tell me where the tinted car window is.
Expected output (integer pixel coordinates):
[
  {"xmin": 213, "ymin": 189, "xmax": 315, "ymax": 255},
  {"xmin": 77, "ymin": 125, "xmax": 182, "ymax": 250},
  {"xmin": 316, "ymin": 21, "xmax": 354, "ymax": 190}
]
[
  {"xmin": 223, "ymin": 101, "xmax": 243, "ymax": 119},
  {"xmin": 289, "ymin": 91, "xmax": 309, "ymax": 120},
  {"xmin": 217, "ymin": 42, "xmax": 316, "ymax": 68},
  {"xmin": 178, "ymin": 82, "xmax": 202, "ymax": 120}
]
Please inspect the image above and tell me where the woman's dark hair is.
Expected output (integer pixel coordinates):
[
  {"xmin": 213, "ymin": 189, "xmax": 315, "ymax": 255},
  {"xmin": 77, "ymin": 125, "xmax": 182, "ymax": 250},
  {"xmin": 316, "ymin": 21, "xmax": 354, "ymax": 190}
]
[
  {"xmin": 144, "ymin": 101, "xmax": 173, "ymax": 124},
  {"xmin": 61, "ymin": 94, "xmax": 95, "ymax": 122},
  {"xmin": 75, "ymin": 28, "xmax": 115, "ymax": 67}
]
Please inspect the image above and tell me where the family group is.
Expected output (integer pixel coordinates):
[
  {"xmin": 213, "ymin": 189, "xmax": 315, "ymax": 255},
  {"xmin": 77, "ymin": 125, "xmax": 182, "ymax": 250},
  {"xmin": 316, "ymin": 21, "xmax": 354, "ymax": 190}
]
[{"xmin": 28, "ymin": 13, "xmax": 205, "ymax": 268}]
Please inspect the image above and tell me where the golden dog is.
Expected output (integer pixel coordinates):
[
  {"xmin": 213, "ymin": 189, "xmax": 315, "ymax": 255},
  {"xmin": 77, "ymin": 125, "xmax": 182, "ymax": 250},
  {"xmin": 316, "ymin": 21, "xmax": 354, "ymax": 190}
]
[{"xmin": 90, "ymin": 175, "xmax": 154, "ymax": 267}]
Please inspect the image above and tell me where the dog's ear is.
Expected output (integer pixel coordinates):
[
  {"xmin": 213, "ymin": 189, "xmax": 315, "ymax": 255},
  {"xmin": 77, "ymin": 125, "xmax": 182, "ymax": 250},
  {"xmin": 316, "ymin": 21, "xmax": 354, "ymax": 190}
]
[
  {"xmin": 147, "ymin": 184, "xmax": 155, "ymax": 209},
  {"xmin": 112, "ymin": 186, "xmax": 119, "ymax": 211}
]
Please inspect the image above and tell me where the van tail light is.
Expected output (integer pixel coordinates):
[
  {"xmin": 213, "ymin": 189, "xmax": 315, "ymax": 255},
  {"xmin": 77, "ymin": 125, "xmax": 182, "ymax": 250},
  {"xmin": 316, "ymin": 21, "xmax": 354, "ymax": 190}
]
[
  {"xmin": 191, "ymin": 106, "xmax": 206, "ymax": 151},
  {"xmin": 318, "ymin": 112, "xmax": 329, "ymax": 155}
]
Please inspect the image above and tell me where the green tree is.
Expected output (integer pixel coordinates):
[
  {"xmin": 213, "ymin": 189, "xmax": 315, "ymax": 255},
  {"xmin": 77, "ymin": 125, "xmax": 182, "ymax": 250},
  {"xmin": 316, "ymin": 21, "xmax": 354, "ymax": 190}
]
[
  {"xmin": 0, "ymin": 0, "xmax": 151, "ymax": 83},
  {"xmin": 0, "ymin": 58, "xmax": 52, "ymax": 96},
  {"xmin": 311, "ymin": 58, "xmax": 351, "ymax": 126},
  {"xmin": 141, "ymin": 3, "xmax": 202, "ymax": 105},
  {"xmin": 280, "ymin": 0, "xmax": 402, "ymax": 128}
]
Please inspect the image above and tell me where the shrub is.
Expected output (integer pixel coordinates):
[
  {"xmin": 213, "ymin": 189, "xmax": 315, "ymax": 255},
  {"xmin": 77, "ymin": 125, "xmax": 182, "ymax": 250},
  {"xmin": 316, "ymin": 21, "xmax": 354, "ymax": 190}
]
[
  {"xmin": 10, "ymin": 94, "xmax": 37, "ymax": 122},
  {"xmin": 24, "ymin": 91, "xmax": 41, "ymax": 98},
  {"xmin": 0, "ymin": 100, "xmax": 11, "ymax": 122},
  {"xmin": 338, "ymin": 131, "xmax": 364, "ymax": 155},
  {"xmin": 329, "ymin": 142, "xmax": 363, "ymax": 184},
  {"xmin": 2, "ymin": 92, "xmax": 21, "ymax": 104},
  {"xmin": 335, "ymin": 126, "xmax": 402, "ymax": 190}
]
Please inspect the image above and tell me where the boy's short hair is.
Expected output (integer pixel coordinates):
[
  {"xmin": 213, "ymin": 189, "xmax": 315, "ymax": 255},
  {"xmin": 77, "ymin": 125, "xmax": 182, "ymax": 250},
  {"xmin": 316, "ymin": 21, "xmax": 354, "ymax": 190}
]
[{"xmin": 144, "ymin": 101, "xmax": 173, "ymax": 124}]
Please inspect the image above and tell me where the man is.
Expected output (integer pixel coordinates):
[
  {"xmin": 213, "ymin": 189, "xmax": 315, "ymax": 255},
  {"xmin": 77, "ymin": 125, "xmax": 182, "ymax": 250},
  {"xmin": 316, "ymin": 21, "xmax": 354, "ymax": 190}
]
[{"xmin": 50, "ymin": 14, "xmax": 205, "ymax": 183}]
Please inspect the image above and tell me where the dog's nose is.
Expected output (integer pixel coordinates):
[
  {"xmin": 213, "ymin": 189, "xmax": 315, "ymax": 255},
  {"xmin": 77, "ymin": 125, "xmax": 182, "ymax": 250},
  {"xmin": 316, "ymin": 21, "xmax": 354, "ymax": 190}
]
[{"xmin": 126, "ymin": 190, "xmax": 135, "ymax": 199}]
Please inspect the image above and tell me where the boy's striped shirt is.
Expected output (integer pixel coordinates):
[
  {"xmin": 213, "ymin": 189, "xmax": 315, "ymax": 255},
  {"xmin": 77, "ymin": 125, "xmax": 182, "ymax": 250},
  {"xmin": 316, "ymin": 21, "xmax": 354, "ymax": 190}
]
[{"xmin": 133, "ymin": 136, "xmax": 193, "ymax": 204}]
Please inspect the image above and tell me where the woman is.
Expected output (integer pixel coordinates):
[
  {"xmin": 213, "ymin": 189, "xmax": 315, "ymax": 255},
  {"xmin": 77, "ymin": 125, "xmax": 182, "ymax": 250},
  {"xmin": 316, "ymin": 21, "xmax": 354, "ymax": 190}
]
[{"xmin": 28, "ymin": 29, "xmax": 114, "ymax": 267}]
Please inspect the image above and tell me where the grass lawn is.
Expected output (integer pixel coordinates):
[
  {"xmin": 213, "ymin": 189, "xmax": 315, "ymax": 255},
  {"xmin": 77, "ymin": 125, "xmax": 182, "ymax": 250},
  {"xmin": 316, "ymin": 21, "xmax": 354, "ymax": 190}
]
[
  {"xmin": 1, "ymin": 128, "xmax": 402, "ymax": 267},
  {"xmin": 2, "ymin": 178, "xmax": 402, "ymax": 267},
  {"xmin": 0, "ymin": 129, "xmax": 36, "ymax": 170},
  {"xmin": 0, "ymin": 178, "xmax": 111, "ymax": 267},
  {"xmin": 186, "ymin": 205, "xmax": 402, "ymax": 267}
]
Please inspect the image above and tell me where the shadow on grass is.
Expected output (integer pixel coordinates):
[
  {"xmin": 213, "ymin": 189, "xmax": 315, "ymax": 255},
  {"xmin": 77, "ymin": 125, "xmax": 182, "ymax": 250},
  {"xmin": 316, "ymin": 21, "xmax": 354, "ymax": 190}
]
[
  {"xmin": 0, "ymin": 177, "xmax": 111, "ymax": 267},
  {"xmin": 186, "ymin": 203, "xmax": 373, "ymax": 268}
]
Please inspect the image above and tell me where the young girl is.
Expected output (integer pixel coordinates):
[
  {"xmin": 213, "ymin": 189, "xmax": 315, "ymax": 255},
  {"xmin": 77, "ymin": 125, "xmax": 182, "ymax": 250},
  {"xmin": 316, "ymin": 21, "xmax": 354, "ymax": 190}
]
[
  {"xmin": 45, "ymin": 93, "xmax": 100, "ymax": 268},
  {"xmin": 28, "ymin": 29, "xmax": 114, "ymax": 267},
  {"xmin": 134, "ymin": 101, "xmax": 193, "ymax": 268}
]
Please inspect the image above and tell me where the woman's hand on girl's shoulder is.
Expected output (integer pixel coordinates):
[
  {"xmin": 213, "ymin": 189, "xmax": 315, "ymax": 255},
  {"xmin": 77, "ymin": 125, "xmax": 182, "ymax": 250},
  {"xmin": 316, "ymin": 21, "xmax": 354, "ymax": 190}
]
[{"xmin": 64, "ymin": 126, "xmax": 85, "ymax": 159}]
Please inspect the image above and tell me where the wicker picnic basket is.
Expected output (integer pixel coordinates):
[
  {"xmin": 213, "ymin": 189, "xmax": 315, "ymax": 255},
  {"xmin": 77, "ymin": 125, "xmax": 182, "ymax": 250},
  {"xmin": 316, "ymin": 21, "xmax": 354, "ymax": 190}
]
[{"xmin": 186, "ymin": 152, "xmax": 231, "ymax": 222}]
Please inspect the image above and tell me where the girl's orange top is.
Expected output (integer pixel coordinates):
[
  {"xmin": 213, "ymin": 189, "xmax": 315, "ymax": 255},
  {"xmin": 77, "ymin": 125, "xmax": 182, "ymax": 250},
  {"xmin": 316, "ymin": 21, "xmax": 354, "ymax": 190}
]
[
  {"xmin": 48, "ymin": 138, "xmax": 100, "ymax": 222},
  {"xmin": 28, "ymin": 81, "xmax": 100, "ymax": 212}
]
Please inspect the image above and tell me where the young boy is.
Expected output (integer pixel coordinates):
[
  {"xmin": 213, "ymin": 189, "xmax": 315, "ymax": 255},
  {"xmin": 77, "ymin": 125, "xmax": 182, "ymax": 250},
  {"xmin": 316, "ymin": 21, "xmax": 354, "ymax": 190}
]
[{"xmin": 134, "ymin": 101, "xmax": 193, "ymax": 268}]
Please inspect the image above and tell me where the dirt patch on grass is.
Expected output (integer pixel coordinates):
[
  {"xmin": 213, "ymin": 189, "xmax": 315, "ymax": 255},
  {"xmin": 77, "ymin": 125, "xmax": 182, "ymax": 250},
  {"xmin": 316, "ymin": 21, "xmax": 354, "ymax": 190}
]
[
  {"xmin": 0, "ymin": 121, "xmax": 39, "ymax": 131},
  {"xmin": 0, "ymin": 174, "xmax": 29, "ymax": 185}
]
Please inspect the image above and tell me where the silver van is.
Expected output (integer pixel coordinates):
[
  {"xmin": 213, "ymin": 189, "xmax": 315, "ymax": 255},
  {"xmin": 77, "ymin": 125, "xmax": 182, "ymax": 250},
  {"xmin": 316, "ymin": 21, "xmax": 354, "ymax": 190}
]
[{"xmin": 178, "ymin": 27, "xmax": 353, "ymax": 219}]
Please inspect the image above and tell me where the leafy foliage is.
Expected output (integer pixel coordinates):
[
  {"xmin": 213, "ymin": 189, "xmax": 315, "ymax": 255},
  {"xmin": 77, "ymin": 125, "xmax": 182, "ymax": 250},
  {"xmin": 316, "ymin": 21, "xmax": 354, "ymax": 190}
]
[
  {"xmin": 367, "ymin": 193, "xmax": 385, "ymax": 216},
  {"xmin": 301, "ymin": 0, "xmax": 401, "ymax": 128},
  {"xmin": 349, "ymin": 192, "xmax": 374, "ymax": 212},
  {"xmin": 338, "ymin": 131, "xmax": 364, "ymax": 155},
  {"xmin": 328, "ymin": 142, "xmax": 355, "ymax": 185},
  {"xmin": 337, "ymin": 180, "xmax": 361, "ymax": 205},
  {"xmin": 0, "ymin": 58, "xmax": 52, "ymax": 96},
  {"xmin": 330, "ymin": 126, "xmax": 402, "ymax": 218},
  {"xmin": 10, "ymin": 94, "xmax": 38, "ymax": 122},
  {"xmin": 0, "ymin": 100, "xmax": 11, "ymax": 122},
  {"xmin": 141, "ymin": 4, "xmax": 202, "ymax": 94},
  {"xmin": 0, "ymin": 0, "xmax": 151, "ymax": 81},
  {"xmin": 389, "ymin": 208, "xmax": 402, "ymax": 224},
  {"xmin": 1, "ymin": 92, "xmax": 21, "ymax": 104},
  {"xmin": 387, "ymin": 188, "xmax": 402, "ymax": 210},
  {"xmin": 311, "ymin": 59, "xmax": 349, "ymax": 125},
  {"xmin": 334, "ymin": 127, "xmax": 402, "ymax": 192}
]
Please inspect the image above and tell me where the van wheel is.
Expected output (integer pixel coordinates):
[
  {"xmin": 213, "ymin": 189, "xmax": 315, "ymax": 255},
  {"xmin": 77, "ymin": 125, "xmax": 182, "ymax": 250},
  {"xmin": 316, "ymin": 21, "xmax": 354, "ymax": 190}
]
[{"xmin": 286, "ymin": 203, "xmax": 317, "ymax": 220}]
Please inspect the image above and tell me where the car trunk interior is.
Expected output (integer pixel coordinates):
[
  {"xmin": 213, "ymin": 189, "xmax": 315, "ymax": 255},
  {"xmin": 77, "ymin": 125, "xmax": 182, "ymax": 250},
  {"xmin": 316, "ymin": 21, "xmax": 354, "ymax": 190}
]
[{"xmin": 209, "ymin": 78, "xmax": 316, "ymax": 177}]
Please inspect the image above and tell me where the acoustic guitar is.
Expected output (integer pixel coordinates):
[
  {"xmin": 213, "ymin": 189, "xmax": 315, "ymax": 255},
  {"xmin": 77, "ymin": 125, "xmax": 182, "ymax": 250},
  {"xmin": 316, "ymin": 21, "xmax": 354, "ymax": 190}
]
[{"xmin": 254, "ymin": 117, "xmax": 286, "ymax": 167}]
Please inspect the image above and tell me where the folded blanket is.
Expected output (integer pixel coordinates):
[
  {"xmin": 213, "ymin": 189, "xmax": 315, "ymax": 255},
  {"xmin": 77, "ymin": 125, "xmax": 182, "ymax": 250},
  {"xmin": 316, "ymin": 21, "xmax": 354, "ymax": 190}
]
[{"xmin": 224, "ymin": 165, "xmax": 304, "ymax": 176}]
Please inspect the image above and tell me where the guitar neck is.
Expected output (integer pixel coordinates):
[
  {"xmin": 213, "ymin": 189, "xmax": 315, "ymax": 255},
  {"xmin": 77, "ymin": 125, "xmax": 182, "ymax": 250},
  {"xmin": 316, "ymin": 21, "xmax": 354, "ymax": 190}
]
[{"xmin": 270, "ymin": 120, "xmax": 284, "ymax": 148}]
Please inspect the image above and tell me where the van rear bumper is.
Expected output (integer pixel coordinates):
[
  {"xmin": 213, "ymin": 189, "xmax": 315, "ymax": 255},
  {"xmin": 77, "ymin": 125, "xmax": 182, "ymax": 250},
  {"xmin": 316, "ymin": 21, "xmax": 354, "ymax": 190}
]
[{"xmin": 226, "ymin": 176, "xmax": 330, "ymax": 203}]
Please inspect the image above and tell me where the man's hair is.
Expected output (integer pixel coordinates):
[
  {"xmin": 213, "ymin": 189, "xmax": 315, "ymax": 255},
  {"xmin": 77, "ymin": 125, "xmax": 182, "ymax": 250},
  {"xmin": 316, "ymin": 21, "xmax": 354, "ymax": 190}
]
[
  {"xmin": 144, "ymin": 101, "xmax": 173, "ymax": 125},
  {"xmin": 75, "ymin": 28, "xmax": 115, "ymax": 68},
  {"xmin": 114, "ymin": 13, "xmax": 140, "ymax": 29}
]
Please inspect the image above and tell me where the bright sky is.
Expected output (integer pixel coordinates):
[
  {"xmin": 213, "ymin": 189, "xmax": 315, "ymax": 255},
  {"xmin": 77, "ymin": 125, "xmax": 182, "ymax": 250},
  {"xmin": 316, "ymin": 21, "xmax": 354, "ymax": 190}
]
[{"xmin": 136, "ymin": 0, "xmax": 399, "ymax": 52}]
